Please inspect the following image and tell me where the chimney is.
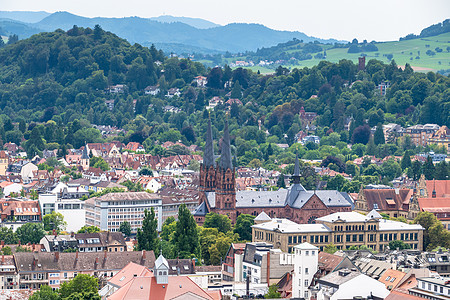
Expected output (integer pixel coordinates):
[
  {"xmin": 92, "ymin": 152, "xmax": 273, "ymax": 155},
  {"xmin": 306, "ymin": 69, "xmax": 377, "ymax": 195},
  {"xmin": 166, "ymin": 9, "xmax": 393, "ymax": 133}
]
[
  {"xmin": 71, "ymin": 232, "xmax": 74, "ymax": 238},
  {"xmin": 142, "ymin": 250, "xmax": 146, "ymax": 260},
  {"xmin": 192, "ymin": 258, "xmax": 196, "ymax": 268},
  {"xmin": 95, "ymin": 257, "xmax": 99, "ymax": 269},
  {"xmin": 1, "ymin": 255, "xmax": 4, "ymax": 264},
  {"xmin": 104, "ymin": 250, "xmax": 107, "ymax": 260},
  {"xmin": 266, "ymin": 251, "xmax": 270, "ymax": 284},
  {"xmin": 18, "ymin": 240, "xmax": 21, "ymax": 246},
  {"xmin": 75, "ymin": 251, "xmax": 79, "ymax": 261},
  {"xmin": 53, "ymin": 229, "xmax": 57, "ymax": 236},
  {"xmin": 1, "ymin": 240, "xmax": 4, "ymax": 247},
  {"xmin": 54, "ymin": 252, "xmax": 59, "ymax": 262}
]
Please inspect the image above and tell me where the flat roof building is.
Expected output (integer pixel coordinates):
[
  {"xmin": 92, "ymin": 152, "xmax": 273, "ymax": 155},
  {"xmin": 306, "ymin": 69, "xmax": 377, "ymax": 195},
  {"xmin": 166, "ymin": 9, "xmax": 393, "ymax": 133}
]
[{"xmin": 252, "ymin": 210, "xmax": 424, "ymax": 252}]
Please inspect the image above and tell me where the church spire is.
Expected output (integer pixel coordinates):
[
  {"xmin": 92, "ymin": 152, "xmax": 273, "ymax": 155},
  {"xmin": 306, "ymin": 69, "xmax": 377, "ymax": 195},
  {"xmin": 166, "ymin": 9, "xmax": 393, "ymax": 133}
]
[
  {"xmin": 292, "ymin": 154, "xmax": 301, "ymax": 185},
  {"xmin": 219, "ymin": 118, "xmax": 233, "ymax": 170},
  {"xmin": 203, "ymin": 118, "xmax": 215, "ymax": 168}
]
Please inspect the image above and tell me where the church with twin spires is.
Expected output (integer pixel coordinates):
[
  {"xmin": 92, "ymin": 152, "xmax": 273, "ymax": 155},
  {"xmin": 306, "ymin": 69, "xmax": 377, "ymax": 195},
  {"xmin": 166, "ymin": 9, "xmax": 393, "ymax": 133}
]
[{"xmin": 193, "ymin": 119, "xmax": 354, "ymax": 225}]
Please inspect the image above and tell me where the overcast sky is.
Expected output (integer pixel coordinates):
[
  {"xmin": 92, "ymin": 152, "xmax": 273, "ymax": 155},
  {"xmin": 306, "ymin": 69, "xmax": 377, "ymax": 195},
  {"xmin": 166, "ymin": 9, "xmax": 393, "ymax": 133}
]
[{"xmin": 3, "ymin": 0, "xmax": 449, "ymax": 41}]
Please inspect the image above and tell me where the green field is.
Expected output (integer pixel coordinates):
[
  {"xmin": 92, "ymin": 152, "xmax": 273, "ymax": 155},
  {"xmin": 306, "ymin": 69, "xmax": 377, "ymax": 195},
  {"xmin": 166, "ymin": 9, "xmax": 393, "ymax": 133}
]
[
  {"xmin": 296, "ymin": 32, "xmax": 450, "ymax": 71},
  {"xmin": 196, "ymin": 32, "xmax": 450, "ymax": 73}
]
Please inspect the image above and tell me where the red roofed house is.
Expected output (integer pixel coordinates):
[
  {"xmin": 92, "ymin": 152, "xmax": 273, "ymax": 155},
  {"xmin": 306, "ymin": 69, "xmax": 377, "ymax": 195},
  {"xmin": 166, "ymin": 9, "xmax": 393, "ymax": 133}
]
[
  {"xmin": 354, "ymin": 187, "xmax": 420, "ymax": 220},
  {"xmin": 124, "ymin": 142, "xmax": 145, "ymax": 153},
  {"xmin": 107, "ymin": 254, "xmax": 218, "ymax": 300},
  {"xmin": 417, "ymin": 175, "xmax": 450, "ymax": 229}
]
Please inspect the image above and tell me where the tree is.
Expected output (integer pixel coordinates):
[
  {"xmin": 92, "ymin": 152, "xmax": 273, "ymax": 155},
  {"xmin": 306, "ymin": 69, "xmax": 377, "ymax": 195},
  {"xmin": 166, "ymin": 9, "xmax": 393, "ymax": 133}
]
[
  {"xmin": 203, "ymin": 212, "xmax": 232, "ymax": 234},
  {"xmin": 373, "ymin": 123, "xmax": 385, "ymax": 145},
  {"xmin": 89, "ymin": 156, "xmax": 110, "ymax": 171},
  {"xmin": 2, "ymin": 246, "xmax": 12, "ymax": 255},
  {"xmin": 389, "ymin": 240, "xmax": 411, "ymax": 250},
  {"xmin": 422, "ymin": 156, "xmax": 435, "ymax": 180},
  {"xmin": 277, "ymin": 173, "xmax": 286, "ymax": 189},
  {"xmin": 119, "ymin": 221, "xmax": 132, "ymax": 237},
  {"xmin": 16, "ymin": 223, "xmax": 45, "ymax": 244},
  {"xmin": 43, "ymin": 211, "xmax": 67, "ymax": 232},
  {"xmin": 435, "ymin": 161, "xmax": 448, "ymax": 180},
  {"xmin": 77, "ymin": 225, "xmax": 100, "ymax": 233},
  {"xmin": 0, "ymin": 227, "xmax": 18, "ymax": 244},
  {"xmin": 230, "ymin": 80, "xmax": 242, "ymax": 98},
  {"xmin": 173, "ymin": 204, "xmax": 199, "ymax": 258},
  {"xmin": 401, "ymin": 151, "xmax": 412, "ymax": 170},
  {"xmin": 324, "ymin": 243, "xmax": 338, "ymax": 254},
  {"xmin": 29, "ymin": 285, "xmax": 60, "ymax": 300},
  {"xmin": 234, "ymin": 214, "xmax": 255, "ymax": 241},
  {"xmin": 352, "ymin": 125, "xmax": 371, "ymax": 145},
  {"xmin": 59, "ymin": 274, "xmax": 99, "ymax": 299},
  {"xmin": 265, "ymin": 284, "xmax": 281, "ymax": 299},
  {"xmin": 414, "ymin": 212, "xmax": 450, "ymax": 250},
  {"xmin": 136, "ymin": 208, "xmax": 159, "ymax": 252}
]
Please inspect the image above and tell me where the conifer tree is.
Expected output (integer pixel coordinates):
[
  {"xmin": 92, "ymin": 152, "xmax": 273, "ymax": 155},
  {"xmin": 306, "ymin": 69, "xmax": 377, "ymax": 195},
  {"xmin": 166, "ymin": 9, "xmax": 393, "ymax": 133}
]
[
  {"xmin": 173, "ymin": 204, "xmax": 199, "ymax": 258},
  {"xmin": 374, "ymin": 123, "xmax": 385, "ymax": 145},
  {"xmin": 136, "ymin": 208, "xmax": 159, "ymax": 252}
]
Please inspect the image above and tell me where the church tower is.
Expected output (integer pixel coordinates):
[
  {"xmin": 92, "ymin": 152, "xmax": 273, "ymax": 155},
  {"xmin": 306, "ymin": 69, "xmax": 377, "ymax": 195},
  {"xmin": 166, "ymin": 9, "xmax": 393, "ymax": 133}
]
[
  {"xmin": 81, "ymin": 144, "xmax": 90, "ymax": 171},
  {"xmin": 215, "ymin": 119, "xmax": 237, "ymax": 221},
  {"xmin": 199, "ymin": 118, "xmax": 216, "ymax": 193}
]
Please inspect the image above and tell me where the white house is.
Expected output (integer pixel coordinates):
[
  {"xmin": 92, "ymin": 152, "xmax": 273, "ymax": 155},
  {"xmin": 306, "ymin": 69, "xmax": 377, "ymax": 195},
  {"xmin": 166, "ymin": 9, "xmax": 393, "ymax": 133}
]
[
  {"xmin": 38, "ymin": 194, "xmax": 86, "ymax": 232},
  {"xmin": 144, "ymin": 86, "xmax": 160, "ymax": 95},
  {"xmin": 292, "ymin": 242, "xmax": 318, "ymax": 300},
  {"xmin": 0, "ymin": 182, "xmax": 23, "ymax": 196}
]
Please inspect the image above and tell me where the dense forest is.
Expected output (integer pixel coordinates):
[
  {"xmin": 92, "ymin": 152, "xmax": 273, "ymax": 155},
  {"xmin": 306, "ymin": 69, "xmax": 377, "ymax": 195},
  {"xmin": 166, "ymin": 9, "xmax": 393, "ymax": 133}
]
[{"xmin": 0, "ymin": 26, "xmax": 449, "ymax": 188}]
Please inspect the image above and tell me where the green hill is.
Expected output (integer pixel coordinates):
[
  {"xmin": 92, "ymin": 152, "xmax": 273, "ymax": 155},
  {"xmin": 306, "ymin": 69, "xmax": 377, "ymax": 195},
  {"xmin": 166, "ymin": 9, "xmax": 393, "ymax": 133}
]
[{"xmin": 205, "ymin": 32, "xmax": 450, "ymax": 73}]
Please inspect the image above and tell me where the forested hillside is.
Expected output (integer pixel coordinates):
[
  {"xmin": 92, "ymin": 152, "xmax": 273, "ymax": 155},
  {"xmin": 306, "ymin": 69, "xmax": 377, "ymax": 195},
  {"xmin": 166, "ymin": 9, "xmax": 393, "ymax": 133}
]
[{"xmin": 0, "ymin": 26, "xmax": 449, "ymax": 186}]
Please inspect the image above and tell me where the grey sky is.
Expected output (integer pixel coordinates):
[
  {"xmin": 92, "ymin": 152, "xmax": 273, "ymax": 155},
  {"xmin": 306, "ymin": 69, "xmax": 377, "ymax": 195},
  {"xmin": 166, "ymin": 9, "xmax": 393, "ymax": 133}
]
[{"xmin": 3, "ymin": 0, "xmax": 449, "ymax": 41}]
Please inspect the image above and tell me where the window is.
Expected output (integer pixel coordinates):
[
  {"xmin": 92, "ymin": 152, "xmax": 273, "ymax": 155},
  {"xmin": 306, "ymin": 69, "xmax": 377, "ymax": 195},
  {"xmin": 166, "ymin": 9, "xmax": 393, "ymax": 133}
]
[
  {"xmin": 304, "ymin": 291, "xmax": 309, "ymax": 298},
  {"xmin": 305, "ymin": 268, "xmax": 309, "ymax": 274},
  {"xmin": 385, "ymin": 276, "xmax": 391, "ymax": 281},
  {"xmin": 305, "ymin": 251, "xmax": 309, "ymax": 256},
  {"xmin": 304, "ymin": 279, "xmax": 309, "ymax": 287}
]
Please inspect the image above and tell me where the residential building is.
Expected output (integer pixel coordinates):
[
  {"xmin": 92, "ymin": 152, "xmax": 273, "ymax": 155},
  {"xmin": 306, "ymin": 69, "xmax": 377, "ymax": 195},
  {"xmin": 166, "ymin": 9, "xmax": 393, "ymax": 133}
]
[
  {"xmin": 404, "ymin": 124, "xmax": 440, "ymax": 147},
  {"xmin": 316, "ymin": 268, "xmax": 389, "ymax": 300},
  {"xmin": 75, "ymin": 232, "xmax": 126, "ymax": 253},
  {"xmin": 222, "ymin": 243, "xmax": 246, "ymax": 282},
  {"xmin": 411, "ymin": 276, "xmax": 450, "ymax": 299},
  {"xmin": 252, "ymin": 210, "xmax": 424, "ymax": 252},
  {"xmin": 40, "ymin": 234, "xmax": 78, "ymax": 252},
  {"xmin": 105, "ymin": 254, "xmax": 217, "ymax": 300},
  {"xmin": 0, "ymin": 255, "xmax": 18, "ymax": 289},
  {"xmin": 0, "ymin": 181, "xmax": 22, "ymax": 196},
  {"xmin": 377, "ymin": 80, "xmax": 390, "ymax": 96},
  {"xmin": 292, "ymin": 242, "xmax": 318, "ymax": 299},
  {"xmin": 354, "ymin": 187, "xmax": 420, "ymax": 220},
  {"xmin": 242, "ymin": 242, "xmax": 293, "ymax": 286},
  {"xmin": 7, "ymin": 161, "xmax": 37, "ymax": 183},
  {"xmin": 301, "ymin": 135, "xmax": 320, "ymax": 145},
  {"xmin": 299, "ymin": 106, "xmax": 317, "ymax": 130},
  {"xmin": 144, "ymin": 85, "xmax": 160, "ymax": 95},
  {"xmin": 84, "ymin": 192, "xmax": 163, "ymax": 232},
  {"xmin": 14, "ymin": 250, "xmax": 156, "ymax": 290},
  {"xmin": 0, "ymin": 199, "xmax": 41, "ymax": 231},
  {"xmin": 38, "ymin": 194, "xmax": 86, "ymax": 232},
  {"xmin": 428, "ymin": 125, "xmax": 450, "ymax": 153},
  {"xmin": 165, "ymin": 88, "xmax": 181, "ymax": 98},
  {"xmin": 194, "ymin": 75, "xmax": 208, "ymax": 87},
  {"xmin": 107, "ymin": 84, "xmax": 125, "ymax": 94},
  {"xmin": 378, "ymin": 269, "xmax": 407, "ymax": 291},
  {"xmin": 0, "ymin": 151, "xmax": 9, "ymax": 176},
  {"xmin": 416, "ymin": 176, "xmax": 450, "ymax": 229},
  {"xmin": 194, "ymin": 119, "xmax": 352, "ymax": 225}
]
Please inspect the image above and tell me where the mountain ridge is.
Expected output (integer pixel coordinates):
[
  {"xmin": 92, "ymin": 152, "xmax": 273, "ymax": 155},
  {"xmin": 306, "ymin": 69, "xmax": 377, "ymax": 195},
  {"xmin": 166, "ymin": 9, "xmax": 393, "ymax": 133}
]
[{"xmin": 0, "ymin": 11, "xmax": 342, "ymax": 53}]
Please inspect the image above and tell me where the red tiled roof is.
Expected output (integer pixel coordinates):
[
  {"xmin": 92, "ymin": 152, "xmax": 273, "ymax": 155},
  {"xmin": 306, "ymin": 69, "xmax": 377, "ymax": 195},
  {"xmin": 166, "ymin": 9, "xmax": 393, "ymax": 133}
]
[
  {"xmin": 378, "ymin": 269, "xmax": 406, "ymax": 290},
  {"xmin": 418, "ymin": 197, "xmax": 450, "ymax": 213},
  {"xmin": 426, "ymin": 180, "xmax": 450, "ymax": 198}
]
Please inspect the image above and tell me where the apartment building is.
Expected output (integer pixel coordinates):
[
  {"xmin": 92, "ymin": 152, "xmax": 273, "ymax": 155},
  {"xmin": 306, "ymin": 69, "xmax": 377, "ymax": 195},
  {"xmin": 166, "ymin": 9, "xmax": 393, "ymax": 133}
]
[
  {"xmin": 38, "ymin": 194, "xmax": 86, "ymax": 232},
  {"xmin": 14, "ymin": 250, "xmax": 156, "ymax": 290},
  {"xmin": 252, "ymin": 210, "xmax": 424, "ymax": 253},
  {"xmin": 85, "ymin": 192, "xmax": 163, "ymax": 232}
]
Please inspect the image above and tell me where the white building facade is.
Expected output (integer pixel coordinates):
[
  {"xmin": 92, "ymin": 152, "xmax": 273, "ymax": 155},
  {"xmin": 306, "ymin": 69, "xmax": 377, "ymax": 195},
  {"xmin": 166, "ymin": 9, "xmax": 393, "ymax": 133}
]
[{"xmin": 292, "ymin": 242, "xmax": 318, "ymax": 300}]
